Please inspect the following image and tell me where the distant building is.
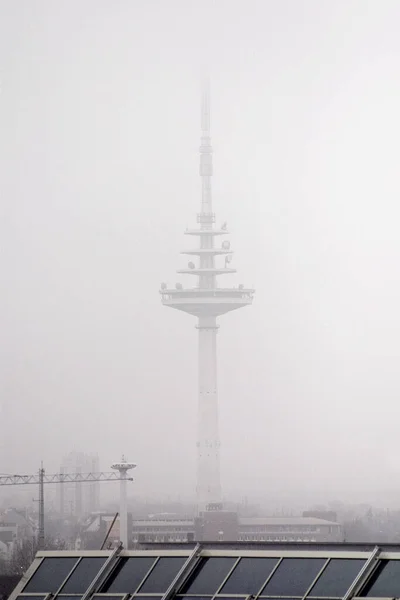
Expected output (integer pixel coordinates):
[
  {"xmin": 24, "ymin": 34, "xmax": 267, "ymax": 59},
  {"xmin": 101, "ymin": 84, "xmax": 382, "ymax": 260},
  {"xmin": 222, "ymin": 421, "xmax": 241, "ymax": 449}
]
[
  {"xmin": 132, "ymin": 513, "xmax": 343, "ymax": 544},
  {"xmin": 303, "ymin": 510, "xmax": 338, "ymax": 522},
  {"xmin": 0, "ymin": 509, "xmax": 35, "ymax": 553},
  {"xmin": 238, "ymin": 517, "xmax": 343, "ymax": 542},
  {"xmin": 55, "ymin": 452, "xmax": 100, "ymax": 517},
  {"xmin": 81, "ymin": 512, "xmax": 133, "ymax": 549}
]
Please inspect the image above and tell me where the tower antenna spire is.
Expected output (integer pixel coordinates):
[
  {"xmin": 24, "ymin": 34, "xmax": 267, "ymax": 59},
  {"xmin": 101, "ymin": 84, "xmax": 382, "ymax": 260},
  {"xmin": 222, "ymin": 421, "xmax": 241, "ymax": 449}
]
[
  {"xmin": 199, "ymin": 78, "xmax": 213, "ymax": 215},
  {"xmin": 201, "ymin": 78, "xmax": 210, "ymax": 134}
]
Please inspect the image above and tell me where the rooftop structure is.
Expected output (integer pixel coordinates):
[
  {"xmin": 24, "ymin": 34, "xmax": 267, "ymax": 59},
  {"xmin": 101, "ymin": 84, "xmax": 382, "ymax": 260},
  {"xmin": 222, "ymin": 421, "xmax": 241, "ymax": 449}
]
[
  {"xmin": 9, "ymin": 541, "xmax": 400, "ymax": 600},
  {"xmin": 160, "ymin": 82, "xmax": 254, "ymax": 513}
]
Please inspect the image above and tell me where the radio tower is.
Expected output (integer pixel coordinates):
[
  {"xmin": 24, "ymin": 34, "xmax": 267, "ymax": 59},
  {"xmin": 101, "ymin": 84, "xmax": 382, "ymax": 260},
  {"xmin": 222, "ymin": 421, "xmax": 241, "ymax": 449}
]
[{"xmin": 160, "ymin": 82, "xmax": 254, "ymax": 512}]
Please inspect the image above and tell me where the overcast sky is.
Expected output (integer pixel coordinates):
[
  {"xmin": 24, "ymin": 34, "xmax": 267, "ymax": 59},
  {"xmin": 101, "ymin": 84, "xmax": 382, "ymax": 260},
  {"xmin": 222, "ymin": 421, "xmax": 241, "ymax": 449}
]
[{"xmin": 2, "ymin": 0, "xmax": 400, "ymax": 508}]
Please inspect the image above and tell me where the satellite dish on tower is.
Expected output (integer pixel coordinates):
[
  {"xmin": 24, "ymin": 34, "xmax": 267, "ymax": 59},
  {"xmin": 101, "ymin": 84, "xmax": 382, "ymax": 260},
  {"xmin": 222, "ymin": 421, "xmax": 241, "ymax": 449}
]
[{"xmin": 225, "ymin": 255, "xmax": 232, "ymax": 266}]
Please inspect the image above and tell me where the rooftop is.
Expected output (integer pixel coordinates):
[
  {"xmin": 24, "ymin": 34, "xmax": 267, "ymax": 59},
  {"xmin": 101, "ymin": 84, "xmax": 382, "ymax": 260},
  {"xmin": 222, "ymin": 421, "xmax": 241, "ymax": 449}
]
[{"xmin": 9, "ymin": 541, "xmax": 400, "ymax": 600}]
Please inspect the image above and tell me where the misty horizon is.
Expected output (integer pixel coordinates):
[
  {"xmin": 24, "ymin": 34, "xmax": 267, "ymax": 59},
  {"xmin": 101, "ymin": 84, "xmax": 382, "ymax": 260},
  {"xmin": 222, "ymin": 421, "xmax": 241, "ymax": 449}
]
[{"xmin": 2, "ymin": 0, "xmax": 400, "ymax": 509}]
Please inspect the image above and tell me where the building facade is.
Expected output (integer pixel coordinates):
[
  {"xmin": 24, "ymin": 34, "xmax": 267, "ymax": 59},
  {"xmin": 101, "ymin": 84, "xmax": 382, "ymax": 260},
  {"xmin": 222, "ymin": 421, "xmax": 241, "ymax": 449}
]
[
  {"xmin": 132, "ymin": 515, "xmax": 343, "ymax": 544},
  {"xmin": 55, "ymin": 452, "xmax": 100, "ymax": 517}
]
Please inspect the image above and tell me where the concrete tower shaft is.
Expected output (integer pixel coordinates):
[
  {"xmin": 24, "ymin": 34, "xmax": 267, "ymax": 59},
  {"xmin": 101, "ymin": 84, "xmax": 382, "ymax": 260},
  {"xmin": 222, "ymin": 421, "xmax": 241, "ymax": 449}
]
[
  {"xmin": 160, "ymin": 83, "xmax": 254, "ymax": 513},
  {"xmin": 197, "ymin": 316, "xmax": 221, "ymax": 508}
]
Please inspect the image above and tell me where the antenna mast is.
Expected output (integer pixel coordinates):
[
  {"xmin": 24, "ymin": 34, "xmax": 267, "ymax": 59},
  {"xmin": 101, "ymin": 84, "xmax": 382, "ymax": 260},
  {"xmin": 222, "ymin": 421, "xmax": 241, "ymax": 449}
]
[{"xmin": 200, "ymin": 78, "xmax": 213, "ymax": 216}]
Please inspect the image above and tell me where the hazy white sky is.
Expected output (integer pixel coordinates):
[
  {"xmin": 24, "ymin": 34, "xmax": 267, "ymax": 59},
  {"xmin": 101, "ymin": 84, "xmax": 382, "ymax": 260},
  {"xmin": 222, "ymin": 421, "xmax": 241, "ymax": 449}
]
[{"xmin": 2, "ymin": 0, "xmax": 400, "ymax": 507}]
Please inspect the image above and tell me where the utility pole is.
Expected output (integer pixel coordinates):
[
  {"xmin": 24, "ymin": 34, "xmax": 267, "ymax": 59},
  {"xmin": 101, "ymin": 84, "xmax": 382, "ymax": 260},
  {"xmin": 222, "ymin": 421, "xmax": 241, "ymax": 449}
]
[
  {"xmin": 38, "ymin": 465, "xmax": 45, "ymax": 550},
  {"xmin": 0, "ymin": 468, "xmax": 133, "ymax": 549}
]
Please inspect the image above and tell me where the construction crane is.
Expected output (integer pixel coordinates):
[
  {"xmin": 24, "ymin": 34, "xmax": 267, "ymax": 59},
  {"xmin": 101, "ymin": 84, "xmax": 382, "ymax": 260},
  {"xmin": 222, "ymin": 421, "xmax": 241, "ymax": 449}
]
[{"xmin": 0, "ymin": 466, "xmax": 133, "ymax": 550}]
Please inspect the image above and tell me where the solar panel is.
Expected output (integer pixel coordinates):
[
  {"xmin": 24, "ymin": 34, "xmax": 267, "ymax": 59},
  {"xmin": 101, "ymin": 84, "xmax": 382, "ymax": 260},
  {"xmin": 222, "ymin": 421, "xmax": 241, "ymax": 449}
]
[
  {"xmin": 23, "ymin": 558, "xmax": 78, "ymax": 593},
  {"xmin": 260, "ymin": 558, "xmax": 326, "ymax": 597},
  {"xmin": 219, "ymin": 557, "xmax": 279, "ymax": 595},
  {"xmin": 138, "ymin": 557, "xmax": 187, "ymax": 593},
  {"xmin": 361, "ymin": 559, "xmax": 400, "ymax": 597},
  {"xmin": 307, "ymin": 558, "xmax": 365, "ymax": 598},
  {"xmin": 101, "ymin": 557, "xmax": 156, "ymax": 594},
  {"xmin": 16, "ymin": 543, "xmax": 400, "ymax": 600},
  {"xmin": 58, "ymin": 557, "xmax": 107, "ymax": 594},
  {"xmin": 179, "ymin": 557, "xmax": 236, "ymax": 595}
]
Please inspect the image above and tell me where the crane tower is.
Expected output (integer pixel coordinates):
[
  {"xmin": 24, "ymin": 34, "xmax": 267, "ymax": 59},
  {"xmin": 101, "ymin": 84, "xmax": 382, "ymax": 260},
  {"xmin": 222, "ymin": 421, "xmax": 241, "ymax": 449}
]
[{"xmin": 160, "ymin": 82, "xmax": 254, "ymax": 512}]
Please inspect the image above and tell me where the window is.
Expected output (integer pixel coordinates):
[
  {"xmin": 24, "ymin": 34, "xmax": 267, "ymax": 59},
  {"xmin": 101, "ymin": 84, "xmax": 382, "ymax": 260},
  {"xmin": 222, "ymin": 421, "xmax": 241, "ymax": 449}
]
[
  {"xmin": 179, "ymin": 558, "xmax": 236, "ymax": 595},
  {"xmin": 260, "ymin": 558, "xmax": 326, "ymax": 597},
  {"xmin": 308, "ymin": 559, "xmax": 365, "ymax": 597},
  {"xmin": 361, "ymin": 559, "xmax": 400, "ymax": 597},
  {"xmin": 23, "ymin": 558, "xmax": 78, "ymax": 593},
  {"xmin": 59, "ymin": 558, "xmax": 106, "ymax": 594},
  {"xmin": 138, "ymin": 557, "xmax": 187, "ymax": 593},
  {"xmin": 101, "ymin": 557, "xmax": 156, "ymax": 593},
  {"xmin": 219, "ymin": 558, "xmax": 279, "ymax": 595}
]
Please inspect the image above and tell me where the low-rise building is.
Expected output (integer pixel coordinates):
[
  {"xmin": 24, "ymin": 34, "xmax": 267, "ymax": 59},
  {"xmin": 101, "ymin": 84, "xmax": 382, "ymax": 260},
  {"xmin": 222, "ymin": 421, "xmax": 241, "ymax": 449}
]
[{"xmin": 132, "ymin": 513, "xmax": 343, "ymax": 544}]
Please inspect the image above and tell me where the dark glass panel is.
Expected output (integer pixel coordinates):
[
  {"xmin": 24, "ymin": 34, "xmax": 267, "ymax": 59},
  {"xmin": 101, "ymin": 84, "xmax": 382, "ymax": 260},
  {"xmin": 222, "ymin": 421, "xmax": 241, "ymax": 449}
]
[
  {"xmin": 23, "ymin": 558, "xmax": 77, "ymax": 593},
  {"xmin": 102, "ymin": 557, "xmax": 156, "ymax": 593},
  {"xmin": 308, "ymin": 559, "xmax": 365, "ymax": 597},
  {"xmin": 93, "ymin": 596, "xmax": 128, "ymax": 600},
  {"xmin": 179, "ymin": 597, "xmax": 214, "ymax": 600},
  {"xmin": 180, "ymin": 558, "xmax": 236, "ymax": 594},
  {"xmin": 17, "ymin": 596, "xmax": 48, "ymax": 600},
  {"xmin": 139, "ymin": 557, "xmax": 186, "ymax": 593},
  {"xmin": 260, "ymin": 558, "xmax": 325, "ymax": 597},
  {"xmin": 60, "ymin": 558, "xmax": 106, "ymax": 593},
  {"xmin": 362, "ymin": 560, "xmax": 400, "ymax": 597},
  {"xmin": 220, "ymin": 558, "xmax": 279, "ymax": 595},
  {"xmin": 55, "ymin": 597, "xmax": 82, "ymax": 600},
  {"xmin": 134, "ymin": 597, "xmax": 164, "ymax": 600}
]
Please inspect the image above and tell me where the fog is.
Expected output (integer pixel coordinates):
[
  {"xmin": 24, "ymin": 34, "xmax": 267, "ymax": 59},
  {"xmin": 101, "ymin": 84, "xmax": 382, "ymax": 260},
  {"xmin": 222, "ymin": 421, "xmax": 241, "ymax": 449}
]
[{"xmin": 2, "ymin": 0, "xmax": 400, "ymax": 506}]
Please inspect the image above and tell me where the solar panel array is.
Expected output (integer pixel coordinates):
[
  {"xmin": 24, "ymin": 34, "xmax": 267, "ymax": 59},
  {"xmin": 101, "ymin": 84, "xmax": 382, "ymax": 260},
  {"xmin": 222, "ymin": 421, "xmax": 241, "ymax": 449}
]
[{"xmin": 10, "ymin": 544, "xmax": 400, "ymax": 600}]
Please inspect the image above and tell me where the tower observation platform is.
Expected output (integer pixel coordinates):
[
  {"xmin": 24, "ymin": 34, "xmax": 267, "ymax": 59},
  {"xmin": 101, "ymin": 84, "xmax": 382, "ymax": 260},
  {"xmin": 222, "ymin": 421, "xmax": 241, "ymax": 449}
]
[{"xmin": 160, "ymin": 82, "xmax": 254, "ymax": 513}]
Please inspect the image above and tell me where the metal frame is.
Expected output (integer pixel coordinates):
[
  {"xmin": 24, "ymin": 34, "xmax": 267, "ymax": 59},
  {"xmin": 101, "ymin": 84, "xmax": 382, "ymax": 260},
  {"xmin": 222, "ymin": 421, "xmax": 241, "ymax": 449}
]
[
  {"xmin": 301, "ymin": 558, "xmax": 330, "ymax": 599},
  {"xmin": 53, "ymin": 556, "xmax": 83, "ymax": 596},
  {"xmin": 161, "ymin": 543, "xmax": 202, "ymax": 600},
  {"xmin": 81, "ymin": 544, "xmax": 123, "ymax": 600},
  {"xmin": 342, "ymin": 546, "xmax": 380, "ymax": 600},
  {"xmin": 92, "ymin": 592, "xmax": 130, "ymax": 600},
  {"xmin": 16, "ymin": 595, "xmax": 52, "ymax": 600}
]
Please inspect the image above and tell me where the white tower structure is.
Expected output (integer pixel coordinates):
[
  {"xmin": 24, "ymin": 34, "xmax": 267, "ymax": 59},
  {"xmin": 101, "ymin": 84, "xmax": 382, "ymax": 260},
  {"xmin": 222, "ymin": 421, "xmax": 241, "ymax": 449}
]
[
  {"xmin": 160, "ymin": 82, "xmax": 254, "ymax": 512},
  {"xmin": 111, "ymin": 456, "xmax": 136, "ymax": 548}
]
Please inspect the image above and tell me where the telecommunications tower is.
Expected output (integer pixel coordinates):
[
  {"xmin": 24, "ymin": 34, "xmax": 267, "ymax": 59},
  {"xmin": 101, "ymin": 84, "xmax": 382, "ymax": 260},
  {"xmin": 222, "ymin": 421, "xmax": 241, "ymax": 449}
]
[{"xmin": 160, "ymin": 82, "xmax": 254, "ymax": 512}]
